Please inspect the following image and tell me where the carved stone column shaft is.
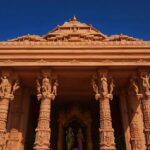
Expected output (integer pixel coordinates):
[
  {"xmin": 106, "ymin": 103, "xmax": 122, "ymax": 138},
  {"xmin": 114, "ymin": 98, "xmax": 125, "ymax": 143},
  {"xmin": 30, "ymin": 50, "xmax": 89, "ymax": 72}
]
[
  {"xmin": 0, "ymin": 98, "xmax": 9, "ymax": 133},
  {"xmin": 92, "ymin": 71, "xmax": 116, "ymax": 150},
  {"xmin": 0, "ymin": 74, "xmax": 19, "ymax": 149},
  {"xmin": 141, "ymin": 98, "xmax": 150, "ymax": 150},
  {"xmin": 34, "ymin": 97, "xmax": 51, "ymax": 150},
  {"xmin": 0, "ymin": 98, "xmax": 9, "ymax": 149},
  {"xmin": 99, "ymin": 96, "xmax": 115, "ymax": 150},
  {"xmin": 139, "ymin": 71, "xmax": 150, "ymax": 149},
  {"xmin": 127, "ymin": 77, "xmax": 145, "ymax": 150}
]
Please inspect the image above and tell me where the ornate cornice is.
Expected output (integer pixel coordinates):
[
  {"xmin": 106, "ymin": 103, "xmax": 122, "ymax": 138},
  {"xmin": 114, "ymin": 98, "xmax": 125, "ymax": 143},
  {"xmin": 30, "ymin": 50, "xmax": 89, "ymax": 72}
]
[{"xmin": 0, "ymin": 41, "xmax": 150, "ymax": 48}]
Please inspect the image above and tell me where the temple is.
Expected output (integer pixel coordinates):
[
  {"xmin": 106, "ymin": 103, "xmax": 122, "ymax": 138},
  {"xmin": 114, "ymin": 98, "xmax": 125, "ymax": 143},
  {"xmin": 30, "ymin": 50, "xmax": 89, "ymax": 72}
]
[{"xmin": 0, "ymin": 17, "xmax": 150, "ymax": 150}]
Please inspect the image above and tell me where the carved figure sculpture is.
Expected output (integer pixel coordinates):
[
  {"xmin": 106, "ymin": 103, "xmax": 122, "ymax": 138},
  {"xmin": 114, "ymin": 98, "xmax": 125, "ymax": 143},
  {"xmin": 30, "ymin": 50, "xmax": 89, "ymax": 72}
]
[
  {"xmin": 141, "ymin": 74, "xmax": 150, "ymax": 93},
  {"xmin": 0, "ymin": 76, "xmax": 11, "ymax": 95},
  {"xmin": 91, "ymin": 80, "xmax": 99, "ymax": 94},
  {"xmin": 101, "ymin": 74, "xmax": 108, "ymax": 94},
  {"xmin": 109, "ymin": 79, "xmax": 115, "ymax": 95},
  {"xmin": 66, "ymin": 127, "xmax": 74, "ymax": 150},
  {"xmin": 6, "ymin": 129, "xmax": 23, "ymax": 150},
  {"xmin": 42, "ymin": 76, "xmax": 51, "ymax": 95},
  {"xmin": 77, "ymin": 128, "xmax": 84, "ymax": 150},
  {"xmin": 36, "ymin": 80, "xmax": 41, "ymax": 94},
  {"xmin": 52, "ymin": 80, "xmax": 59, "ymax": 96},
  {"xmin": 130, "ymin": 79, "xmax": 139, "ymax": 95}
]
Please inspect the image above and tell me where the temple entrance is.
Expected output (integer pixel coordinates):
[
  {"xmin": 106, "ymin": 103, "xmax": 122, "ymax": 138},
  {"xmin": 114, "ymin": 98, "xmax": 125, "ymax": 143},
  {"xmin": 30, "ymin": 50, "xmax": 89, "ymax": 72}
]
[
  {"xmin": 56, "ymin": 106, "xmax": 94, "ymax": 150},
  {"xmin": 63, "ymin": 121, "xmax": 86, "ymax": 150}
]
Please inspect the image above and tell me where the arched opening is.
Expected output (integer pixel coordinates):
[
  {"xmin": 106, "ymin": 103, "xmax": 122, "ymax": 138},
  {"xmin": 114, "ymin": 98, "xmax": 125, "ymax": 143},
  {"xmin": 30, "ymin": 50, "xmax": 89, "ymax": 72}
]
[
  {"xmin": 57, "ymin": 106, "xmax": 93, "ymax": 150},
  {"xmin": 63, "ymin": 120, "xmax": 86, "ymax": 150}
]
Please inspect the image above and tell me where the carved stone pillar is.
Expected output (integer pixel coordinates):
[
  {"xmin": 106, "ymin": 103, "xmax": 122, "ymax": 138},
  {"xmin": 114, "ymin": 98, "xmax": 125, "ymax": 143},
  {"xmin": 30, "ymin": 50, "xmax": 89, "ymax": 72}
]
[
  {"xmin": 139, "ymin": 71, "xmax": 150, "ymax": 150},
  {"xmin": 127, "ymin": 77, "xmax": 145, "ymax": 150},
  {"xmin": 0, "ymin": 72, "xmax": 19, "ymax": 149},
  {"xmin": 34, "ymin": 71, "xmax": 58, "ymax": 150},
  {"xmin": 92, "ymin": 70, "xmax": 116, "ymax": 150}
]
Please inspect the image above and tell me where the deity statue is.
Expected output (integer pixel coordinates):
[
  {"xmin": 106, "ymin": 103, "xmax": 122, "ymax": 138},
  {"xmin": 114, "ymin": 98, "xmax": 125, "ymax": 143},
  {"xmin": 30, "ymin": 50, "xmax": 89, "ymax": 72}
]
[
  {"xmin": 36, "ymin": 80, "xmax": 41, "ymax": 94},
  {"xmin": 66, "ymin": 127, "xmax": 74, "ymax": 150},
  {"xmin": 0, "ymin": 76, "xmax": 12, "ymax": 95},
  {"xmin": 77, "ymin": 128, "xmax": 84, "ymax": 150},
  {"xmin": 130, "ymin": 79, "xmax": 139, "ymax": 95},
  {"xmin": 52, "ymin": 80, "xmax": 59, "ymax": 96},
  {"xmin": 101, "ymin": 74, "xmax": 108, "ymax": 94},
  {"xmin": 141, "ymin": 74, "xmax": 150, "ymax": 93},
  {"xmin": 12, "ymin": 80, "xmax": 19, "ymax": 95},
  {"xmin": 42, "ymin": 76, "xmax": 51, "ymax": 95},
  {"xmin": 109, "ymin": 79, "xmax": 115, "ymax": 95},
  {"xmin": 91, "ymin": 80, "xmax": 99, "ymax": 94}
]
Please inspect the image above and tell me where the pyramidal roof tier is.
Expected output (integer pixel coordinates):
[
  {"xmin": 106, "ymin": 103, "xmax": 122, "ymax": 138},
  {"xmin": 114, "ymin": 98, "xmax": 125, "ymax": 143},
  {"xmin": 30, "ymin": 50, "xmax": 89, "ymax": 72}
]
[{"xmin": 8, "ymin": 17, "xmax": 140, "ymax": 42}]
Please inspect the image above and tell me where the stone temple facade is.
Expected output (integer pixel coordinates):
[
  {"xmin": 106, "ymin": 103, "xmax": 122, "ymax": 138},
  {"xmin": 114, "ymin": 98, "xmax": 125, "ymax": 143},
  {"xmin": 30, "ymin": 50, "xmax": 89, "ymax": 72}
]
[{"xmin": 0, "ymin": 17, "xmax": 150, "ymax": 150}]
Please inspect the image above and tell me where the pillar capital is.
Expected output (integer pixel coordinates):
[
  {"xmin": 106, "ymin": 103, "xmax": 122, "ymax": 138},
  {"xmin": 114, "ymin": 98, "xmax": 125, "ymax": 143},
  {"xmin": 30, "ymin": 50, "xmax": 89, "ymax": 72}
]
[
  {"xmin": 137, "ymin": 69, "xmax": 150, "ymax": 98},
  {"xmin": 97, "ymin": 69, "xmax": 108, "ymax": 77},
  {"xmin": 0, "ymin": 70, "xmax": 19, "ymax": 101},
  {"xmin": 127, "ymin": 74, "xmax": 143, "ymax": 100},
  {"xmin": 92, "ymin": 71, "xmax": 114, "ymax": 101},
  {"xmin": 36, "ymin": 71, "xmax": 58, "ymax": 101}
]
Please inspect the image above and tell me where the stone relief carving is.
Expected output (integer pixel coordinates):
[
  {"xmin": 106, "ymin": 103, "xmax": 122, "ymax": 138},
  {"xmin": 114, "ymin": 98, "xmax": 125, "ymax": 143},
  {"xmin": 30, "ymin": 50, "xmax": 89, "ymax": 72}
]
[
  {"xmin": 92, "ymin": 74, "xmax": 114, "ymax": 99},
  {"xmin": 0, "ymin": 76, "xmax": 19, "ymax": 100},
  {"xmin": 129, "ymin": 77, "xmax": 140, "ymax": 95},
  {"xmin": 6, "ymin": 128, "xmax": 23, "ymax": 150},
  {"xmin": 36, "ymin": 76, "xmax": 58, "ymax": 100},
  {"xmin": 52, "ymin": 79, "xmax": 59, "ymax": 96},
  {"xmin": 141, "ymin": 74, "xmax": 150, "ymax": 94}
]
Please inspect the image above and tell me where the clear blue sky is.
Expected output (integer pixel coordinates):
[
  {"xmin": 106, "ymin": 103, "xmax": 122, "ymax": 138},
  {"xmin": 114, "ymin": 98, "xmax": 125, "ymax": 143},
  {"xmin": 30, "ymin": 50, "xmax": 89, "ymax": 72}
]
[{"xmin": 0, "ymin": 0, "xmax": 150, "ymax": 41}]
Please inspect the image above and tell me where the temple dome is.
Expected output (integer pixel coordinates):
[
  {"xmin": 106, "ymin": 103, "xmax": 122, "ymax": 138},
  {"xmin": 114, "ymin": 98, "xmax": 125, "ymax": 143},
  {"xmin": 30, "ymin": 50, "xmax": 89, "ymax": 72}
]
[{"xmin": 43, "ymin": 16, "xmax": 107, "ymax": 42}]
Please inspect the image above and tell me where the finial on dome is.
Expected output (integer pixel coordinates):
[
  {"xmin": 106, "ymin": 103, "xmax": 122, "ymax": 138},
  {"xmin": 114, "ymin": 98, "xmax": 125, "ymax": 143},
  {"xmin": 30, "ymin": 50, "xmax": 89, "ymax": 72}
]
[{"xmin": 70, "ymin": 16, "xmax": 77, "ymax": 21}]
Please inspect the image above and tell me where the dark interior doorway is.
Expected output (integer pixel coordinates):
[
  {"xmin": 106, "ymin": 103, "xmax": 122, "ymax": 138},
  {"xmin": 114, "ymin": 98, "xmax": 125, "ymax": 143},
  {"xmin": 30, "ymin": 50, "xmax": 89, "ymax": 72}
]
[
  {"xmin": 63, "ymin": 120, "xmax": 86, "ymax": 150},
  {"xmin": 110, "ymin": 95, "xmax": 126, "ymax": 150},
  {"xmin": 25, "ymin": 95, "xmax": 40, "ymax": 150}
]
